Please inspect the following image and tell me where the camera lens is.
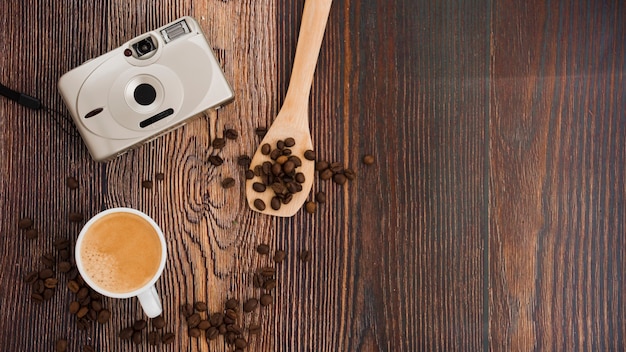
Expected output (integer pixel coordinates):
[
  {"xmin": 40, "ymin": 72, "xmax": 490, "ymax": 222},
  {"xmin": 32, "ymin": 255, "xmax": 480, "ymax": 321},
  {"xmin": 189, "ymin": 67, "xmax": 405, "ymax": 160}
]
[
  {"xmin": 134, "ymin": 83, "xmax": 157, "ymax": 106},
  {"xmin": 132, "ymin": 37, "xmax": 156, "ymax": 57}
]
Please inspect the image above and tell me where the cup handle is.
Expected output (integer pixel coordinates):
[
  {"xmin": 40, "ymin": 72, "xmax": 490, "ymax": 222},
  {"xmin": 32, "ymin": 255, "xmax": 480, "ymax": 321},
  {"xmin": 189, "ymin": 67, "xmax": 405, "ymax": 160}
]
[{"xmin": 137, "ymin": 285, "xmax": 162, "ymax": 318}]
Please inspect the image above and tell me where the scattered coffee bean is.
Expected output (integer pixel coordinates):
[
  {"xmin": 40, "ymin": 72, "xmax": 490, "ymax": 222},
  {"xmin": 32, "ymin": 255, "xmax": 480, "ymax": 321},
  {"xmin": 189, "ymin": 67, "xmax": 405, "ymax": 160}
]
[
  {"xmin": 155, "ymin": 172, "xmax": 165, "ymax": 181},
  {"xmin": 18, "ymin": 218, "xmax": 33, "ymax": 229},
  {"xmin": 245, "ymin": 169, "xmax": 255, "ymax": 180},
  {"xmin": 315, "ymin": 191, "xmax": 326, "ymax": 203},
  {"xmin": 194, "ymin": 301, "xmax": 208, "ymax": 312},
  {"xmin": 320, "ymin": 168, "xmax": 333, "ymax": 180},
  {"xmin": 270, "ymin": 196, "xmax": 281, "ymax": 210},
  {"xmin": 66, "ymin": 176, "xmax": 79, "ymax": 189},
  {"xmin": 224, "ymin": 128, "xmax": 239, "ymax": 140},
  {"xmin": 252, "ymin": 182, "xmax": 266, "ymax": 192},
  {"xmin": 249, "ymin": 323, "xmax": 261, "ymax": 335},
  {"xmin": 44, "ymin": 278, "xmax": 58, "ymax": 289},
  {"xmin": 273, "ymin": 250, "xmax": 286, "ymax": 263},
  {"xmin": 132, "ymin": 331, "xmax": 143, "ymax": 345},
  {"xmin": 133, "ymin": 319, "xmax": 147, "ymax": 331},
  {"xmin": 148, "ymin": 331, "xmax": 161, "ymax": 345},
  {"xmin": 259, "ymin": 266, "xmax": 276, "ymax": 277},
  {"xmin": 255, "ymin": 127, "xmax": 267, "ymax": 138},
  {"xmin": 58, "ymin": 261, "xmax": 72, "ymax": 273},
  {"xmin": 97, "ymin": 309, "xmax": 111, "ymax": 324},
  {"xmin": 76, "ymin": 306, "xmax": 89, "ymax": 318},
  {"xmin": 83, "ymin": 345, "xmax": 95, "ymax": 352},
  {"xmin": 68, "ymin": 212, "xmax": 84, "ymax": 223},
  {"xmin": 209, "ymin": 312, "xmax": 224, "ymax": 327},
  {"xmin": 212, "ymin": 138, "xmax": 227, "ymax": 149},
  {"xmin": 181, "ymin": 303, "xmax": 194, "ymax": 318},
  {"xmin": 237, "ymin": 155, "xmax": 252, "ymax": 168},
  {"xmin": 225, "ymin": 308, "xmax": 239, "ymax": 322},
  {"xmin": 67, "ymin": 280, "xmax": 80, "ymax": 293},
  {"xmin": 253, "ymin": 199, "xmax": 266, "ymax": 211},
  {"xmin": 260, "ymin": 294, "xmax": 273, "ymax": 307},
  {"xmin": 243, "ymin": 298, "xmax": 258, "ymax": 312},
  {"xmin": 162, "ymin": 332, "xmax": 175, "ymax": 344},
  {"xmin": 24, "ymin": 271, "xmax": 38, "ymax": 284},
  {"xmin": 198, "ymin": 320, "xmax": 211, "ymax": 330},
  {"xmin": 256, "ymin": 243, "xmax": 270, "ymax": 255},
  {"xmin": 222, "ymin": 177, "xmax": 236, "ymax": 189},
  {"xmin": 207, "ymin": 326, "xmax": 219, "ymax": 340},
  {"xmin": 208, "ymin": 155, "xmax": 224, "ymax": 166},
  {"xmin": 91, "ymin": 300, "xmax": 103, "ymax": 312},
  {"xmin": 225, "ymin": 298, "xmax": 239, "ymax": 310},
  {"xmin": 141, "ymin": 180, "xmax": 153, "ymax": 189},
  {"xmin": 304, "ymin": 150, "xmax": 316, "ymax": 161},
  {"xmin": 299, "ymin": 250, "xmax": 312, "ymax": 262},
  {"xmin": 25, "ymin": 228, "xmax": 38, "ymax": 239},
  {"xmin": 188, "ymin": 328, "xmax": 201, "ymax": 338},
  {"xmin": 152, "ymin": 315, "xmax": 166, "ymax": 329},
  {"xmin": 54, "ymin": 238, "xmax": 70, "ymax": 250},
  {"xmin": 187, "ymin": 313, "xmax": 201, "ymax": 328},
  {"xmin": 305, "ymin": 201, "xmax": 317, "ymax": 214},
  {"xmin": 55, "ymin": 339, "xmax": 68, "ymax": 352},
  {"xmin": 263, "ymin": 278, "xmax": 277, "ymax": 291},
  {"xmin": 119, "ymin": 327, "xmax": 134, "ymax": 340},
  {"xmin": 39, "ymin": 268, "xmax": 54, "ymax": 279},
  {"xmin": 363, "ymin": 154, "xmax": 375, "ymax": 165}
]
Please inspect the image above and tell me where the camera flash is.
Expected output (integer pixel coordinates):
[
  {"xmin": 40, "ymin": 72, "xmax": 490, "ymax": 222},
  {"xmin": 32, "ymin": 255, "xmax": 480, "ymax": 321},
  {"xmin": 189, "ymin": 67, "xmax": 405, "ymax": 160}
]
[{"xmin": 124, "ymin": 49, "xmax": 132, "ymax": 57}]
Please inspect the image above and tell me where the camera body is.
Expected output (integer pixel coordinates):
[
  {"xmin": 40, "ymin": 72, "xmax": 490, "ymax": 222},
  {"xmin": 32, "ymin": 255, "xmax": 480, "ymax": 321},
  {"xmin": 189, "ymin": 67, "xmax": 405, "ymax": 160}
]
[{"xmin": 58, "ymin": 16, "xmax": 234, "ymax": 161}]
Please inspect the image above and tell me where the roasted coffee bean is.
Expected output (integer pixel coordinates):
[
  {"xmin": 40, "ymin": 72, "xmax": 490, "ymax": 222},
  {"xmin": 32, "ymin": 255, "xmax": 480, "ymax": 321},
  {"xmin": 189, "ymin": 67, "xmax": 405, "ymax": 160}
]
[
  {"xmin": 66, "ymin": 176, "xmax": 79, "ymax": 189},
  {"xmin": 271, "ymin": 196, "xmax": 281, "ymax": 210},
  {"xmin": 315, "ymin": 191, "xmax": 326, "ymax": 203},
  {"xmin": 152, "ymin": 315, "xmax": 166, "ymax": 329},
  {"xmin": 33, "ymin": 280, "xmax": 45, "ymax": 294},
  {"xmin": 243, "ymin": 298, "xmax": 258, "ymax": 313},
  {"xmin": 77, "ymin": 287, "xmax": 89, "ymax": 300},
  {"xmin": 76, "ymin": 306, "xmax": 89, "ymax": 318},
  {"xmin": 269, "ymin": 148, "xmax": 282, "ymax": 160},
  {"xmin": 194, "ymin": 301, "xmax": 208, "ymax": 311},
  {"xmin": 212, "ymin": 138, "xmax": 226, "ymax": 149},
  {"xmin": 83, "ymin": 345, "xmax": 95, "ymax": 352},
  {"xmin": 25, "ymin": 229, "xmax": 38, "ymax": 239},
  {"xmin": 55, "ymin": 338, "xmax": 68, "ymax": 352},
  {"xmin": 58, "ymin": 249, "xmax": 71, "ymax": 261},
  {"xmin": 198, "ymin": 320, "xmax": 211, "ymax": 330},
  {"xmin": 68, "ymin": 280, "xmax": 80, "ymax": 293},
  {"xmin": 261, "ymin": 143, "xmax": 271, "ymax": 155},
  {"xmin": 41, "ymin": 253, "xmax": 55, "ymax": 267},
  {"xmin": 260, "ymin": 293, "xmax": 273, "ymax": 306},
  {"xmin": 207, "ymin": 326, "xmax": 219, "ymax": 340},
  {"xmin": 237, "ymin": 155, "xmax": 252, "ymax": 168},
  {"xmin": 54, "ymin": 237, "xmax": 71, "ymax": 250},
  {"xmin": 245, "ymin": 169, "xmax": 255, "ymax": 180},
  {"xmin": 271, "ymin": 162, "xmax": 282, "ymax": 176},
  {"xmin": 43, "ymin": 288, "xmax": 55, "ymax": 300},
  {"xmin": 208, "ymin": 155, "xmax": 224, "ymax": 166},
  {"xmin": 218, "ymin": 324, "xmax": 228, "ymax": 334},
  {"xmin": 249, "ymin": 323, "xmax": 261, "ymax": 335},
  {"xmin": 259, "ymin": 266, "xmax": 275, "ymax": 277},
  {"xmin": 315, "ymin": 160, "xmax": 329, "ymax": 171},
  {"xmin": 209, "ymin": 312, "xmax": 224, "ymax": 327},
  {"xmin": 330, "ymin": 162, "xmax": 344, "ymax": 173},
  {"xmin": 155, "ymin": 172, "xmax": 165, "ymax": 181},
  {"xmin": 31, "ymin": 293, "xmax": 43, "ymax": 302},
  {"xmin": 224, "ymin": 128, "xmax": 238, "ymax": 140},
  {"xmin": 299, "ymin": 250, "xmax": 312, "ymax": 262},
  {"xmin": 225, "ymin": 298, "xmax": 239, "ymax": 310},
  {"xmin": 142, "ymin": 180, "xmax": 153, "ymax": 189},
  {"xmin": 132, "ymin": 331, "xmax": 143, "ymax": 345},
  {"xmin": 87, "ymin": 308, "xmax": 97, "ymax": 321},
  {"xmin": 252, "ymin": 182, "xmax": 266, "ymax": 192},
  {"xmin": 253, "ymin": 199, "xmax": 266, "ymax": 211},
  {"xmin": 44, "ymin": 278, "xmax": 58, "ymax": 289},
  {"xmin": 273, "ymin": 250, "xmax": 286, "ymax": 263},
  {"xmin": 283, "ymin": 137, "xmax": 295, "ymax": 147},
  {"xmin": 304, "ymin": 150, "xmax": 316, "ymax": 161},
  {"xmin": 90, "ymin": 290, "xmax": 102, "ymax": 300},
  {"xmin": 97, "ymin": 309, "xmax": 111, "ymax": 324},
  {"xmin": 235, "ymin": 338, "xmax": 248, "ymax": 349},
  {"xmin": 148, "ymin": 331, "xmax": 161, "ymax": 345},
  {"xmin": 133, "ymin": 319, "xmax": 147, "ymax": 331},
  {"xmin": 320, "ymin": 169, "xmax": 333, "ymax": 180},
  {"xmin": 57, "ymin": 261, "xmax": 72, "ymax": 273},
  {"xmin": 255, "ymin": 127, "xmax": 267, "ymax": 138},
  {"xmin": 181, "ymin": 303, "xmax": 194, "ymax": 318},
  {"xmin": 24, "ymin": 270, "xmax": 38, "ymax": 283},
  {"xmin": 253, "ymin": 273, "xmax": 264, "ymax": 288},
  {"xmin": 162, "ymin": 332, "xmax": 175, "ymax": 344},
  {"xmin": 119, "ymin": 327, "xmax": 134, "ymax": 340},
  {"xmin": 76, "ymin": 317, "xmax": 90, "ymax": 331},
  {"xmin": 91, "ymin": 300, "xmax": 102, "ymax": 312},
  {"xmin": 333, "ymin": 173, "xmax": 347, "ymax": 185},
  {"xmin": 305, "ymin": 201, "xmax": 317, "ymax": 214},
  {"xmin": 221, "ymin": 177, "xmax": 236, "ymax": 189},
  {"xmin": 363, "ymin": 154, "xmax": 375, "ymax": 165},
  {"xmin": 225, "ymin": 309, "xmax": 238, "ymax": 322},
  {"xmin": 263, "ymin": 278, "xmax": 277, "ymax": 291},
  {"xmin": 344, "ymin": 168, "xmax": 356, "ymax": 180},
  {"xmin": 69, "ymin": 212, "xmax": 84, "ymax": 223},
  {"xmin": 282, "ymin": 161, "xmax": 295, "ymax": 174},
  {"xmin": 18, "ymin": 218, "xmax": 33, "ymax": 229},
  {"xmin": 39, "ymin": 268, "xmax": 54, "ymax": 279},
  {"xmin": 256, "ymin": 244, "xmax": 270, "ymax": 255},
  {"xmin": 223, "ymin": 315, "xmax": 235, "ymax": 325},
  {"xmin": 187, "ymin": 313, "xmax": 201, "ymax": 328},
  {"xmin": 295, "ymin": 172, "xmax": 306, "ymax": 183},
  {"xmin": 188, "ymin": 328, "xmax": 201, "ymax": 338}
]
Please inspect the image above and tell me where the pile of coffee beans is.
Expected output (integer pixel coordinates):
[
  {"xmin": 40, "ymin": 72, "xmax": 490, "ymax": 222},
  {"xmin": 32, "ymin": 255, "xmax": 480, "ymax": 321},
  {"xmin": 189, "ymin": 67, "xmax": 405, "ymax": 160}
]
[
  {"xmin": 67, "ymin": 272, "xmax": 111, "ymax": 330},
  {"xmin": 118, "ymin": 316, "xmax": 175, "ymax": 346},
  {"xmin": 246, "ymin": 137, "xmax": 314, "ymax": 211}
]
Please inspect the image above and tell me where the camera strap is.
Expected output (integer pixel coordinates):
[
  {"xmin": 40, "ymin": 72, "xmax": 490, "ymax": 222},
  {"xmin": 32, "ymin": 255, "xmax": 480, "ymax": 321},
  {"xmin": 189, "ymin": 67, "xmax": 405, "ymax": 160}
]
[
  {"xmin": 0, "ymin": 82, "xmax": 42, "ymax": 110},
  {"xmin": 0, "ymin": 81, "xmax": 78, "ymax": 137}
]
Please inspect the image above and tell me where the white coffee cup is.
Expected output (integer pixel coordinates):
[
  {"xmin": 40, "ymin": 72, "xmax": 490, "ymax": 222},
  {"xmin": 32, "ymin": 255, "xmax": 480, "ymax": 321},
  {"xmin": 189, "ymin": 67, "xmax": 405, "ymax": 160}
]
[{"xmin": 75, "ymin": 208, "xmax": 167, "ymax": 318}]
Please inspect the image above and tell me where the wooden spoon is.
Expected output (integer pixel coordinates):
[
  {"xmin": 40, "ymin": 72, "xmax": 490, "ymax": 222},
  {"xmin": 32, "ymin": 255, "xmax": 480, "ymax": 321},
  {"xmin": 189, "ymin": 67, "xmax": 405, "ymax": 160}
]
[{"xmin": 246, "ymin": 0, "xmax": 333, "ymax": 216}]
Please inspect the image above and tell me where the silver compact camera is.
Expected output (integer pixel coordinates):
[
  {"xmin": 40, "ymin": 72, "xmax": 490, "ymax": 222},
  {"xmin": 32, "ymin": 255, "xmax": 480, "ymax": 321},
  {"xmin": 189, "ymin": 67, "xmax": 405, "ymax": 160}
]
[{"xmin": 58, "ymin": 16, "xmax": 234, "ymax": 161}]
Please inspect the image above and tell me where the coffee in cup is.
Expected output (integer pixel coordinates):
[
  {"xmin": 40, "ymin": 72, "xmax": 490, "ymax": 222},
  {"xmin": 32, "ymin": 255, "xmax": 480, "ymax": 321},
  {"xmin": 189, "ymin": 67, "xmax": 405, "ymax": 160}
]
[{"xmin": 76, "ymin": 208, "xmax": 167, "ymax": 318}]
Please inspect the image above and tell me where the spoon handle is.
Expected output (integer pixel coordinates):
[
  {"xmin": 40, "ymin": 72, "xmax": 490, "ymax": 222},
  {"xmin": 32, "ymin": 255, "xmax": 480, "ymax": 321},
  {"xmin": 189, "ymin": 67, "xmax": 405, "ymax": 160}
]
[{"xmin": 281, "ymin": 0, "xmax": 333, "ymax": 113}]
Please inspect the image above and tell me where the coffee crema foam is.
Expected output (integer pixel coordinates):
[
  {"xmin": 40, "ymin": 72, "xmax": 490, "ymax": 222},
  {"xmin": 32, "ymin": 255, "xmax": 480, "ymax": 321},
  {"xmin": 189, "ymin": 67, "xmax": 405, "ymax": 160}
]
[{"xmin": 80, "ymin": 212, "xmax": 162, "ymax": 294}]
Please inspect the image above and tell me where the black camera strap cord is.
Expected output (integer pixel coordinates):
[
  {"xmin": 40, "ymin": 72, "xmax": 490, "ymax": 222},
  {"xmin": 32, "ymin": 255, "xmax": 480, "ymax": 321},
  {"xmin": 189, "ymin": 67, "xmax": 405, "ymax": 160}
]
[{"xmin": 0, "ymin": 81, "xmax": 79, "ymax": 137}]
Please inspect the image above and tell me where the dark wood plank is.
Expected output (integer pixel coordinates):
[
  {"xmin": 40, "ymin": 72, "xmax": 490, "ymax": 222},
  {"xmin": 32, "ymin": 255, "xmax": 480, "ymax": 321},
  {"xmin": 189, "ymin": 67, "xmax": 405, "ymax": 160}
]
[{"xmin": 489, "ymin": 0, "xmax": 625, "ymax": 350}]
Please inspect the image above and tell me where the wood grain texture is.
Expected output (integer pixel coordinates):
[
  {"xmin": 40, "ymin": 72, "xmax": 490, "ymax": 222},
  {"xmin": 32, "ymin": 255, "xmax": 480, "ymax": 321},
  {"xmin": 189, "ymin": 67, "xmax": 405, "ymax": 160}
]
[
  {"xmin": 489, "ymin": 0, "xmax": 625, "ymax": 350},
  {"xmin": 0, "ymin": 0, "xmax": 623, "ymax": 351}
]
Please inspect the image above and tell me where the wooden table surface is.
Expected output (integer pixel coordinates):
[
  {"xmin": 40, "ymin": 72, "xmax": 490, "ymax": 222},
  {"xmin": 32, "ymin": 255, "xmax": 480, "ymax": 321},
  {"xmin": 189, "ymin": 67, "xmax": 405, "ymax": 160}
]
[{"xmin": 0, "ymin": 0, "xmax": 624, "ymax": 351}]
